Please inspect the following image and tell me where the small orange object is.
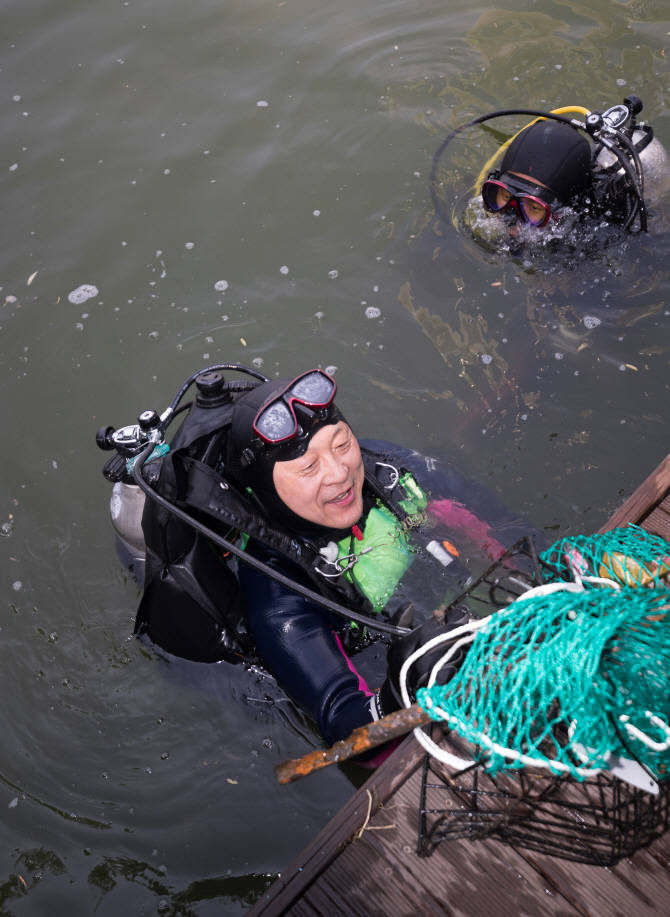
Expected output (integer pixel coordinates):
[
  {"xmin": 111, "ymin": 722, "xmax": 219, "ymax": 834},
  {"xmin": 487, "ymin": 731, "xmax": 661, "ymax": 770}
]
[{"xmin": 442, "ymin": 540, "xmax": 459, "ymax": 557}]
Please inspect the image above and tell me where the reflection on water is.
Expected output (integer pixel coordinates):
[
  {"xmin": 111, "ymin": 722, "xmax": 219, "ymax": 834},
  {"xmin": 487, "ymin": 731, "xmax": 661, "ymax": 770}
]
[{"xmin": 2, "ymin": 0, "xmax": 670, "ymax": 913}]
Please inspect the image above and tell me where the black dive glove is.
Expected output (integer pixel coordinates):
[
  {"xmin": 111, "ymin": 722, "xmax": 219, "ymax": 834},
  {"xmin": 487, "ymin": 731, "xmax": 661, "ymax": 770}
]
[{"xmin": 378, "ymin": 605, "xmax": 474, "ymax": 715}]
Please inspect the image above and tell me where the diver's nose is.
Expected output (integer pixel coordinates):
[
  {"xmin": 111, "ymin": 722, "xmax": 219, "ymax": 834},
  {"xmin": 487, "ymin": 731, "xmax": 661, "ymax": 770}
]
[{"xmin": 321, "ymin": 449, "xmax": 350, "ymax": 487}]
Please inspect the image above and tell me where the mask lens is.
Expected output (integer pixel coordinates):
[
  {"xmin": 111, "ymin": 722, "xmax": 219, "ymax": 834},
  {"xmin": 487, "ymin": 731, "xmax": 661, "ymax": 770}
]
[
  {"xmin": 519, "ymin": 196, "xmax": 549, "ymax": 227},
  {"xmin": 289, "ymin": 372, "xmax": 334, "ymax": 405},
  {"xmin": 482, "ymin": 181, "xmax": 512, "ymax": 213},
  {"xmin": 256, "ymin": 401, "xmax": 296, "ymax": 441}
]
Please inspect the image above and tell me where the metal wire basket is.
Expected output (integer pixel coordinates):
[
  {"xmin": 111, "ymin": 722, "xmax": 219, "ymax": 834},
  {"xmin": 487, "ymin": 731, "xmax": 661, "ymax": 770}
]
[
  {"xmin": 418, "ymin": 746, "xmax": 670, "ymax": 865},
  {"xmin": 417, "ymin": 539, "xmax": 670, "ymax": 866}
]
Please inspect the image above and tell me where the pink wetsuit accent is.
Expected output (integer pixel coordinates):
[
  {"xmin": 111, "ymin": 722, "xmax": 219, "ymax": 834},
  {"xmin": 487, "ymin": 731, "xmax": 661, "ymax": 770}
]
[
  {"xmin": 428, "ymin": 498, "xmax": 505, "ymax": 561},
  {"xmin": 334, "ymin": 633, "xmax": 373, "ymax": 697},
  {"xmin": 333, "ymin": 634, "xmax": 402, "ymax": 769}
]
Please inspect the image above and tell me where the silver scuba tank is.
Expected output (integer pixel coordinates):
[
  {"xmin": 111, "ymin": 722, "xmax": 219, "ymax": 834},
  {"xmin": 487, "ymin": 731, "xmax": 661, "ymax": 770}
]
[
  {"xmin": 596, "ymin": 129, "xmax": 670, "ymax": 182},
  {"xmin": 110, "ymin": 482, "xmax": 146, "ymax": 555}
]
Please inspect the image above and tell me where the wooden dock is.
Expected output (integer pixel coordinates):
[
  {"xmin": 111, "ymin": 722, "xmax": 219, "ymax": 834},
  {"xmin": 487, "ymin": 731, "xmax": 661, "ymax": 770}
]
[{"xmin": 248, "ymin": 451, "xmax": 670, "ymax": 917}]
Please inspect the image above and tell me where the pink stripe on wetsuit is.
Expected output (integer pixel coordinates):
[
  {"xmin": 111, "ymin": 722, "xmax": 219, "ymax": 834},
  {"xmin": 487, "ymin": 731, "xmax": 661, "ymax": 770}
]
[{"xmin": 333, "ymin": 633, "xmax": 402, "ymax": 768}]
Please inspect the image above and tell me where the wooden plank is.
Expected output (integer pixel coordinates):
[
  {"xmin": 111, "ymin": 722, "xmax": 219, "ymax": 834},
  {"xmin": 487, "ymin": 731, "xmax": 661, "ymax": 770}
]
[
  {"xmin": 641, "ymin": 506, "xmax": 670, "ymax": 541},
  {"xmin": 247, "ymin": 731, "xmax": 435, "ymax": 917},
  {"xmin": 416, "ymin": 732, "xmax": 670, "ymax": 917},
  {"xmin": 308, "ymin": 767, "xmax": 582, "ymax": 917},
  {"xmin": 599, "ymin": 452, "xmax": 670, "ymax": 533}
]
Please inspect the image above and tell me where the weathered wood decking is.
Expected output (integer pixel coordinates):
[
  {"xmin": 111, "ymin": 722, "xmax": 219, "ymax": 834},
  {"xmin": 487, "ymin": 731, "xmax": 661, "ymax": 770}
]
[{"xmin": 248, "ymin": 451, "xmax": 670, "ymax": 917}]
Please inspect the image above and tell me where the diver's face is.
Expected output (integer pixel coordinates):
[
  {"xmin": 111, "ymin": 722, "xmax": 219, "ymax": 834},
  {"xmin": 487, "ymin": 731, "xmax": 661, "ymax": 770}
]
[
  {"xmin": 489, "ymin": 171, "xmax": 553, "ymax": 228},
  {"xmin": 273, "ymin": 421, "xmax": 364, "ymax": 529},
  {"xmin": 495, "ymin": 188, "xmax": 549, "ymax": 224}
]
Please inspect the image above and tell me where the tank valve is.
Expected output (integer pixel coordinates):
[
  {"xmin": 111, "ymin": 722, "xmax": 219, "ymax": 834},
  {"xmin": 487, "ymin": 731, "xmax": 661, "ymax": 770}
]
[
  {"xmin": 585, "ymin": 112, "xmax": 604, "ymax": 135},
  {"xmin": 138, "ymin": 410, "xmax": 161, "ymax": 431},
  {"xmin": 624, "ymin": 95, "xmax": 643, "ymax": 116},
  {"xmin": 96, "ymin": 425, "xmax": 117, "ymax": 451}
]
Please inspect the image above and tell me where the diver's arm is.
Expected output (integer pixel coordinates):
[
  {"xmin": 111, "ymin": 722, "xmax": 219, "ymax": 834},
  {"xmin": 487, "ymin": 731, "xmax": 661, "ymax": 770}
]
[{"xmin": 238, "ymin": 541, "xmax": 393, "ymax": 757}]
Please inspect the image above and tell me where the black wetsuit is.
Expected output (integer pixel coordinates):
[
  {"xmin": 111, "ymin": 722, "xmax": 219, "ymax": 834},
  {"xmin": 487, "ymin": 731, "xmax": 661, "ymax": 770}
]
[{"xmin": 237, "ymin": 439, "xmax": 521, "ymax": 750}]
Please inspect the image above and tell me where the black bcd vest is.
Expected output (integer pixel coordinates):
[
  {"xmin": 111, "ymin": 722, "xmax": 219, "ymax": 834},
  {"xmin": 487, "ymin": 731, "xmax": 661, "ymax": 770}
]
[{"xmin": 135, "ymin": 395, "xmax": 411, "ymax": 665}]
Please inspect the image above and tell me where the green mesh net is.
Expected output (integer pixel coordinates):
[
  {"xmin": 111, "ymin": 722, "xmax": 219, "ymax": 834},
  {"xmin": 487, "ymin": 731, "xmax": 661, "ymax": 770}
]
[
  {"xmin": 540, "ymin": 524, "xmax": 670, "ymax": 589},
  {"xmin": 417, "ymin": 576, "xmax": 670, "ymax": 782}
]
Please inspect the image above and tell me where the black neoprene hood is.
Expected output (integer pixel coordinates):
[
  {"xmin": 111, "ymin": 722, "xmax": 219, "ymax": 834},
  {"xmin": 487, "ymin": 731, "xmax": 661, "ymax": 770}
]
[
  {"xmin": 500, "ymin": 121, "xmax": 592, "ymax": 205},
  {"xmin": 230, "ymin": 377, "xmax": 349, "ymax": 537}
]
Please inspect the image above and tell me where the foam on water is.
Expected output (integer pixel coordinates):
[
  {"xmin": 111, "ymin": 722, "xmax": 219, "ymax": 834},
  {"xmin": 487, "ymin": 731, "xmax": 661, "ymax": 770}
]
[{"xmin": 68, "ymin": 285, "xmax": 98, "ymax": 304}]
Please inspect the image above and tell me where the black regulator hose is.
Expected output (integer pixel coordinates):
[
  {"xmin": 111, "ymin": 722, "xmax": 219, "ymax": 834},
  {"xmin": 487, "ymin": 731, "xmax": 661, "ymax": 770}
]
[
  {"xmin": 161, "ymin": 363, "xmax": 271, "ymax": 434},
  {"xmin": 132, "ymin": 443, "xmax": 412, "ymax": 639},
  {"xmin": 608, "ymin": 127, "xmax": 647, "ymax": 231}
]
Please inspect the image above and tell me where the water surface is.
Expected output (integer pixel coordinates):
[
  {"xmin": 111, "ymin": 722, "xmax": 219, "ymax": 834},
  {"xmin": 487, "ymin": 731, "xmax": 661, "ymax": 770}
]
[{"xmin": 2, "ymin": 0, "xmax": 670, "ymax": 913}]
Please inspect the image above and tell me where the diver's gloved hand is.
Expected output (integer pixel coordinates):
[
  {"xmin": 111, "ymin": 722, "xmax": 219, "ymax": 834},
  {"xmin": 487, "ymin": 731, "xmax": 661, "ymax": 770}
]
[{"xmin": 378, "ymin": 605, "xmax": 474, "ymax": 714}]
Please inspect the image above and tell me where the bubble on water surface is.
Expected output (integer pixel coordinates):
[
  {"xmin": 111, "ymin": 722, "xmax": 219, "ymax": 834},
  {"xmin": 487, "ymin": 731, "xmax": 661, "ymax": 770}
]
[
  {"xmin": 325, "ymin": 365, "xmax": 337, "ymax": 375},
  {"xmin": 313, "ymin": 210, "xmax": 321, "ymax": 216},
  {"xmin": 185, "ymin": 242, "xmax": 194, "ymax": 249},
  {"xmin": 68, "ymin": 285, "xmax": 98, "ymax": 304},
  {"xmin": 365, "ymin": 306, "xmax": 381, "ymax": 319},
  {"xmin": 616, "ymin": 79, "xmax": 627, "ymax": 86},
  {"xmin": 263, "ymin": 738, "xmax": 274, "ymax": 748},
  {"xmin": 252, "ymin": 357, "xmax": 264, "ymax": 366},
  {"xmin": 280, "ymin": 266, "xmax": 289, "ymax": 275},
  {"xmin": 481, "ymin": 354, "xmax": 493, "ymax": 365},
  {"xmin": 12, "ymin": 582, "xmax": 21, "ymax": 591},
  {"xmin": 1, "ymin": 523, "xmax": 12, "ymax": 536},
  {"xmin": 161, "ymin": 752, "xmax": 169, "ymax": 760},
  {"xmin": 257, "ymin": 101, "xmax": 268, "ymax": 107},
  {"xmin": 583, "ymin": 316, "xmax": 601, "ymax": 329},
  {"xmin": 328, "ymin": 270, "xmax": 338, "ymax": 279},
  {"xmin": 214, "ymin": 280, "xmax": 228, "ymax": 291},
  {"xmin": 12, "ymin": 96, "xmax": 20, "ymax": 102},
  {"xmin": 314, "ymin": 312, "xmax": 325, "ymax": 322},
  {"xmin": 164, "ymin": 169, "xmax": 170, "ymax": 175},
  {"xmin": 555, "ymin": 65, "xmax": 562, "ymax": 70},
  {"xmin": 149, "ymin": 331, "xmax": 159, "ymax": 339},
  {"xmin": 554, "ymin": 352, "xmax": 564, "ymax": 360}
]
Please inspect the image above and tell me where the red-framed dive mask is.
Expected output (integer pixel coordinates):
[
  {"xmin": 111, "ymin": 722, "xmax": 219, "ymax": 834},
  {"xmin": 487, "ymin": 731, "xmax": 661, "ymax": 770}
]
[
  {"xmin": 481, "ymin": 173, "xmax": 555, "ymax": 228},
  {"xmin": 252, "ymin": 369, "xmax": 337, "ymax": 444}
]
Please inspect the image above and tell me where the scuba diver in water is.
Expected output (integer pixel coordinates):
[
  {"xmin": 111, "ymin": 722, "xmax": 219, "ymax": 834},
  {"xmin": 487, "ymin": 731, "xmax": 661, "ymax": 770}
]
[
  {"xmin": 431, "ymin": 95, "xmax": 670, "ymax": 236},
  {"xmin": 97, "ymin": 365, "xmax": 524, "ymax": 763}
]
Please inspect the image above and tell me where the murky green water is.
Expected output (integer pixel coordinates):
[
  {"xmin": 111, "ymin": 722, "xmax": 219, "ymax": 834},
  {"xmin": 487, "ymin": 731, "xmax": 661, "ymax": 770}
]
[{"xmin": 2, "ymin": 0, "xmax": 670, "ymax": 913}]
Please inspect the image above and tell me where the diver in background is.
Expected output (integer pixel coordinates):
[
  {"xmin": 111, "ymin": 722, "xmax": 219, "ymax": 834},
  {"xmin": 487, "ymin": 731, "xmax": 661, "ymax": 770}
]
[{"xmin": 431, "ymin": 96, "xmax": 670, "ymax": 236}]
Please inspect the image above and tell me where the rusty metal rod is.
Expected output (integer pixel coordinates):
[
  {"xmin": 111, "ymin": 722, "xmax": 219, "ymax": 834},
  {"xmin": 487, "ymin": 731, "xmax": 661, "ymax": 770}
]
[{"xmin": 275, "ymin": 704, "xmax": 432, "ymax": 784}]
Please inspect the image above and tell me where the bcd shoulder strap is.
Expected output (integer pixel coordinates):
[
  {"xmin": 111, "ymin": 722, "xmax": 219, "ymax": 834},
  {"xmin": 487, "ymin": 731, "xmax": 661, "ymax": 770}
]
[{"xmin": 180, "ymin": 457, "xmax": 366, "ymax": 611}]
